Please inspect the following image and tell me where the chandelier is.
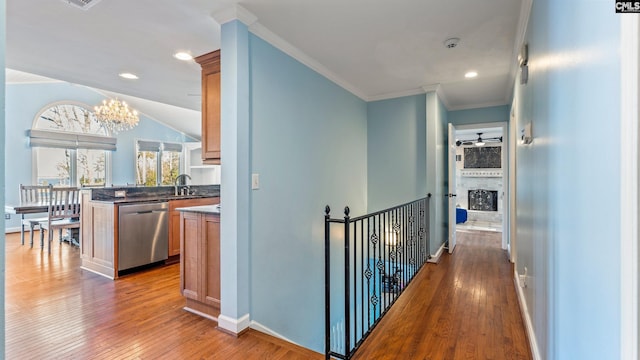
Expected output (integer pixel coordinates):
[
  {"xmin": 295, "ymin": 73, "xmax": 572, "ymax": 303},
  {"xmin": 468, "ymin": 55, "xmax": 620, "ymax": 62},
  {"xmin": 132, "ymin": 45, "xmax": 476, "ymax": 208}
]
[{"xmin": 94, "ymin": 98, "xmax": 139, "ymax": 133}]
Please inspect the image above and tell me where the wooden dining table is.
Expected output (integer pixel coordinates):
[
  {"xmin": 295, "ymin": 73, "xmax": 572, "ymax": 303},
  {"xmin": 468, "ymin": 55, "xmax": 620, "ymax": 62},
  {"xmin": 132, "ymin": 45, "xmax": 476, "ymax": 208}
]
[
  {"xmin": 6, "ymin": 201, "xmax": 49, "ymax": 247},
  {"xmin": 5, "ymin": 202, "xmax": 50, "ymax": 215},
  {"xmin": 5, "ymin": 202, "xmax": 80, "ymax": 247}
]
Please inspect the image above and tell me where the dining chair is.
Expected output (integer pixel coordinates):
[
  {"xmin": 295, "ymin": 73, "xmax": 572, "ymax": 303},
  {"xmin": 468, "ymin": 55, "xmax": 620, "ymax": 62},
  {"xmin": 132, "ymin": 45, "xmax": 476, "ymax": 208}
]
[
  {"xmin": 39, "ymin": 186, "xmax": 81, "ymax": 254},
  {"xmin": 19, "ymin": 184, "xmax": 51, "ymax": 247}
]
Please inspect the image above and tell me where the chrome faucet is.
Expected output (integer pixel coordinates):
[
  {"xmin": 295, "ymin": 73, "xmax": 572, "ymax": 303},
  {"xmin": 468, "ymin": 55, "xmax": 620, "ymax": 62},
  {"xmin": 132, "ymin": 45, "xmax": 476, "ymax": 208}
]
[{"xmin": 174, "ymin": 174, "xmax": 192, "ymax": 196}]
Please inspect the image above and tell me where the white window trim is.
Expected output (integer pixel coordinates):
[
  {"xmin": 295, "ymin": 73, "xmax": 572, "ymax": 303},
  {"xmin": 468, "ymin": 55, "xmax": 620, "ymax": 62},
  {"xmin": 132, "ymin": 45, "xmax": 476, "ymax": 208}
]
[
  {"xmin": 135, "ymin": 138, "xmax": 185, "ymax": 186},
  {"xmin": 30, "ymin": 101, "xmax": 114, "ymax": 187}
]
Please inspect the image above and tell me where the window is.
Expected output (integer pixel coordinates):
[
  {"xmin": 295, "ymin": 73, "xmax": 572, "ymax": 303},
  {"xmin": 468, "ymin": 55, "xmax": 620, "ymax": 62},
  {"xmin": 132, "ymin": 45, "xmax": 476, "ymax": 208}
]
[
  {"xmin": 136, "ymin": 140, "xmax": 183, "ymax": 186},
  {"xmin": 161, "ymin": 142, "xmax": 183, "ymax": 185},
  {"xmin": 29, "ymin": 103, "xmax": 115, "ymax": 187}
]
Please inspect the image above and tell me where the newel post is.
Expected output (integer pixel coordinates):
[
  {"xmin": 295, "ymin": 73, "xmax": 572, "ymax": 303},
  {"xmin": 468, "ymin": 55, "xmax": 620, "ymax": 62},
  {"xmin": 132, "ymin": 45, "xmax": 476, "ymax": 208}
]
[
  {"xmin": 343, "ymin": 206, "xmax": 351, "ymax": 357},
  {"xmin": 324, "ymin": 205, "xmax": 331, "ymax": 360}
]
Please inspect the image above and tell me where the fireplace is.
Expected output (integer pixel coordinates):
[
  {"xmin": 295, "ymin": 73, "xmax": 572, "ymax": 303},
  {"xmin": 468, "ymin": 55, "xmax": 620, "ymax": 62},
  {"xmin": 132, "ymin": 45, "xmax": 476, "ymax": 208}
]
[{"xmin": 468, "ymin": 189, "xmax": 498, "ymax": 211}]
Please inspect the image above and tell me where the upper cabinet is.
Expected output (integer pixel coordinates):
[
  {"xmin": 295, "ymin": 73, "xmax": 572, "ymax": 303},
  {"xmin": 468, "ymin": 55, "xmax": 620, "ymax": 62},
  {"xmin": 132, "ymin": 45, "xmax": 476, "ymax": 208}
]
[{"xmin": 194, "ymin": 50, "xmax": 221, "ymax": 165}]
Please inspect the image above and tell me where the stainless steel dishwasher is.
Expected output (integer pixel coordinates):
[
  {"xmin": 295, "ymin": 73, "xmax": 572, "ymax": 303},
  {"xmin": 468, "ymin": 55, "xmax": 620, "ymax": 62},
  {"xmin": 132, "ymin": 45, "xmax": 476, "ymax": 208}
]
[{"xmin": 118, "ymin": 201, "xmax": 169, "ymax": 271}]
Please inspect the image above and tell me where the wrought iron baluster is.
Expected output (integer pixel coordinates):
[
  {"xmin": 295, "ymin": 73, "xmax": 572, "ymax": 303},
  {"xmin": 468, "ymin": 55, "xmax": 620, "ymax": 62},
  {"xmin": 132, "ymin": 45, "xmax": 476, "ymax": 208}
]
[
  {"xmin": 343, "ymin": 206, "xmax": 350, "ymax": 358},
  {"xmin": 324, "ymin": 205, "xmax": 331, "ymax": 360},
  {"xmin": 324, "ymin": 195, "xmax": 431, "ymax": 360},
  {"xmin": 366, "ymin": 217, "xmax": 371, "ymax": 329},
  {"xmin": 360, "ymin": 219, "xmax": 364, "ymax": 338}
]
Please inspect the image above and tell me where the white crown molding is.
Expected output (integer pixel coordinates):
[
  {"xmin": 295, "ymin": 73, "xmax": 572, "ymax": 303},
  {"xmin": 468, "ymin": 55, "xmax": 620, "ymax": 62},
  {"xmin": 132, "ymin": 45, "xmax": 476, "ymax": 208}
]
[
  {"xmin": 210, "ymin": 6, "xmax": 368, "ymax": 101},
  {"xmin": 211, "ymin": 4, "xmax": 258, "ymax": 26},
  {"xmin": 448, "ymin": 100, "xmax": 509, "ymax": 112},
  {"xmin": 209, "ymin": 6, "xmax": 517, "ymax": 110},
  {"xmin": 367, "ymin": 88, "xmax": 426, "ymax": 102},
  {"xmin": 505, "ymin": 0, "xmax": 533, "ymax": 101},
  {"xmin": 248, "ymin": 22, "xmax": 368, "ymax": 101},
  {"xmin": 422, "ymin": 84, "xmax": 451, "ymax": 110},
  {"xmin": 421, "ymin": 84, "xmax": 441, "ymax": 93}
]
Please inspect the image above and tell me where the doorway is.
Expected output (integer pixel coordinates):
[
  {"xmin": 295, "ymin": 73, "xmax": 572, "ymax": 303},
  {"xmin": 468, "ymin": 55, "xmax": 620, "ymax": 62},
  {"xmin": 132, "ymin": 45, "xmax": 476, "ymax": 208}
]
[{"xmin": 448, "ymin": 122, "xmax": 510, "ymax": 256}]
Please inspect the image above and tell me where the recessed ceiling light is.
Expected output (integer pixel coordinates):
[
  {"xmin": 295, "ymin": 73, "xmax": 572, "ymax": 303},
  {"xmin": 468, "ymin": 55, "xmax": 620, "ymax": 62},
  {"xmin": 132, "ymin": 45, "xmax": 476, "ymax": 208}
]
[
  {"xmin": 119, "ymin": 72, "xmax": 139, "ymax": 80},
  {"xmin": 465, "ymin": 71, "xmax": 478, "ymax": 79},
  {"xmin": 174, "ymin": 52, "xmax": 194, "ymax": 61}
]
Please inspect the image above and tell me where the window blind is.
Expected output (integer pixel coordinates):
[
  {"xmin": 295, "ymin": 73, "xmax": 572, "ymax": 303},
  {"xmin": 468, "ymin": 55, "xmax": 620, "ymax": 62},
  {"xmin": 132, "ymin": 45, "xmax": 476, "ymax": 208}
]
[
  {"xmin": 28, "ymin": 129, "xmax": 117, "ymax": 151},
  {"xmin": 162, "ymin": 142, "xmax": 183, "ymax": 152},
  {"xmin": 137, "ymin": 140, "xmax": 162, "ymax": 152}
]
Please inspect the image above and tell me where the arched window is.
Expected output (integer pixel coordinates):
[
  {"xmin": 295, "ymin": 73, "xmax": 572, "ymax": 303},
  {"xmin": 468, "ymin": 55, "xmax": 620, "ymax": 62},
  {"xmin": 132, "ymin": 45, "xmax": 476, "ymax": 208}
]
[{"xmin": 30, "ymin": 103, "xmax": 115, "ymax": 187}]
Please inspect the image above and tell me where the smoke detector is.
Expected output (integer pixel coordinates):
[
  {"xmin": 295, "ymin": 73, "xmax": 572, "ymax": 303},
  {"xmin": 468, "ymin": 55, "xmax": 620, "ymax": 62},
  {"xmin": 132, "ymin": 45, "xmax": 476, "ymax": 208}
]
[
  {"xmin": 443, "ymin": 38, "xmax": 460, "ymax": 49},
  {"xmin": 61, "ymin": 0, "xmax": 102, "ymax": 10}
]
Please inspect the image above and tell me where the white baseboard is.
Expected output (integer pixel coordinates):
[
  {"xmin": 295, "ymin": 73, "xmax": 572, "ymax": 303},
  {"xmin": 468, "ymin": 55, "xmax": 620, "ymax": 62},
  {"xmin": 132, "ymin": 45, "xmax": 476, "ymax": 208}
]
[
  {"xmin": 184, "ymin": 307, "xmax": 218, "ymax": 322},
  {"xmin": 427, "ymin": 242, "xmax": 446, "ymax": 263},
  {"xmin": 5, "ymin": 227, "xmax": 22, "ymax": 233},
  {"xmin": 514, "ymin": 269, "xmax": 541, "ymax": 360},
  {"xmin": 250, "ymin": 320, "xmax": 302, "ymax": 347},
  {"xmin": 218, "ymin": 313, "xmax": 251, "ymax": 335},
  {"xmin": 80, "ymin": 266, "xmax": 115, "ymax": 280}
]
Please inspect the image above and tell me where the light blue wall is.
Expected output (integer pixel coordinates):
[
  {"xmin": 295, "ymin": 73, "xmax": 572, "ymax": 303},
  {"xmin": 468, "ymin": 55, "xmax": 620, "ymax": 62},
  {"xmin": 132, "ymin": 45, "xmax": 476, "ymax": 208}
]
[
  {"xmin": 515, "ymin": 0, "xmax": 621, "ymax": 358},
  {"xmin": 367, "ymin": 95, "xmax": 426, "ymax": 211},
  {"xmin": 448, "ymin": 105, "xmax": 509, "ymax": 126},
  {"xmin": 249, "ymin": 34, "xmax": 368, "ymax": 353},
  {"xmin": 1, "ymin": 0, "xmax": 7, "ymax": 354},
  {"xmin": 219, "ymin": 19, "xmax": 252, "ymax": 324},
  {"xmin": 4, "ymin": 82, "xmax": 194, "ymax": 231}
]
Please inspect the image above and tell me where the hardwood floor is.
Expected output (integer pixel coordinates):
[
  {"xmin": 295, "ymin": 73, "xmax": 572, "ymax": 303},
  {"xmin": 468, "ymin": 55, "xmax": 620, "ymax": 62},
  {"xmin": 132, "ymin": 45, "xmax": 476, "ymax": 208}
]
[
  {"xmin": 353, "ymin": 230, "xmax": 531, "ymax": 360},
  {"xmin": 5, "ymin": 229, "xmax": 530, "ymax": 359},
  {"xmin": 5, "ymin": 232, "xmax": 320, "ymax": 359}
]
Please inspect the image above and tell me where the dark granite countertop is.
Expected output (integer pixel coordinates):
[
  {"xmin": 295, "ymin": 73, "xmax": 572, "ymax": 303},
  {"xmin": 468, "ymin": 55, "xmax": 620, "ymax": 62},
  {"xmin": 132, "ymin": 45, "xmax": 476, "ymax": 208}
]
[
  {"xmin": 84, "ymin": 185, "xmax": 220, "ymax": 204},
  {"xmin": 91, "ymin": 194, "xmax": 219, "ymax": 204}
]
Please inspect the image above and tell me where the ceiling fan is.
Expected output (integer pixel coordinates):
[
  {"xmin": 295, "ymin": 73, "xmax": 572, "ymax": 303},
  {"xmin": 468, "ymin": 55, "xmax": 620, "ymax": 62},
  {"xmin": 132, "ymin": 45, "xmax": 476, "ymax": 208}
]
[{"xmin": 456, "ymin": 132, "xmax": 503, "ymax": 147}]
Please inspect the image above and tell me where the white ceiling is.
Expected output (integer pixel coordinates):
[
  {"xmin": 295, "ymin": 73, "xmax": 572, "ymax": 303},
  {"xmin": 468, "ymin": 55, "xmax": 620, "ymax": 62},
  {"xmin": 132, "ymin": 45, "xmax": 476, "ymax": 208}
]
[{"xmin": 6, "ymin": 0, "xmax": 525, "ymax": 138}]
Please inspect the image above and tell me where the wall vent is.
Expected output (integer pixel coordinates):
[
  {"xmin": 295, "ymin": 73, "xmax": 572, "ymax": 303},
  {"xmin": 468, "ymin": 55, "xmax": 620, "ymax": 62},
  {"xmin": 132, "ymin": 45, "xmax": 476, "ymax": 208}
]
[{"xmin": 61, "ymin": 0, "xmax": 102, "ymax": 10}]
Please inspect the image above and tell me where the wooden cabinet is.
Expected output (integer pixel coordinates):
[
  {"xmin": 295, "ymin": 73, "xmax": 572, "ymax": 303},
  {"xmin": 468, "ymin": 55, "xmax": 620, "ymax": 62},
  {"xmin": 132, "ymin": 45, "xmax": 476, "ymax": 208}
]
[
  {"xmin": 194, "ymin": 50, "xmax": 221, "ymax": 165},
  {"xmin": 80, "ymin": 190, "xmax": 118, "ymax": 279},
  {"xmin": 168, "ymin": 197, "xmax": 218, "ymax": 257},
  {"xmin": 180, "ymin": 211, "xmax": 220, "ymax": 320}
]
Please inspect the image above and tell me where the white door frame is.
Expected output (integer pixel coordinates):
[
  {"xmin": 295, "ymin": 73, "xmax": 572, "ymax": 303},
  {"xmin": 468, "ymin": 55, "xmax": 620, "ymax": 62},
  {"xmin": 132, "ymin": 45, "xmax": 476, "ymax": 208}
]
[
  {"xmin": 447, "ymin": 123, "xmax": 457, "ymax": 254},
  {"xmin": 452, "ymin": 121, "xmax": 510, "ymax": 252},
  {"xmin": 620, "ymin": 14, "xmax": 639, "ymax": 360},
  {"xmin": 509, "ymin": 103, "xmax": 517, "ymax": 263}
]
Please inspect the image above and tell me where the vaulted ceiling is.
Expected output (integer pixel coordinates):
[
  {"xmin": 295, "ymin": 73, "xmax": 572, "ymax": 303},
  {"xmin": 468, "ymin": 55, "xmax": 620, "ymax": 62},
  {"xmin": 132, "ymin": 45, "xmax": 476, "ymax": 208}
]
[{"xmin": 6, "ymin": 0, "xmax": 525, "ymax": 139}]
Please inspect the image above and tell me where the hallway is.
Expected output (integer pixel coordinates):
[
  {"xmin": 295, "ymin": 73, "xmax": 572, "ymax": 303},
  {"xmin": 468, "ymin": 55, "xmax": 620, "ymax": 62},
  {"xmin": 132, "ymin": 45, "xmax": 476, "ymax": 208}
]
[{"xmin": 353, "ymin": 230, "xmax": 531, "ymax": 360}]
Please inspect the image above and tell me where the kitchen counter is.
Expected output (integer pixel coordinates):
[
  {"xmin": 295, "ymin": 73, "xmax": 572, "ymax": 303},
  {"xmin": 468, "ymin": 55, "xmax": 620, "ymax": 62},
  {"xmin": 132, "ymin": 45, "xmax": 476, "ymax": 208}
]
[
  {"xmin": 86, "ymin": 185, "xmax": 220, "ymax": 204},
  {"xmin": 176, "ymin": 204, "xmax": 220, "ymax": 214},
  {"xmin": 179, "ymin": 203, "xmax": 221, "ymax": 320},
  {"xmin": 91, "ymin": 194, "xmax": 218, "ymax": 204},
  {"xmin": 79, "ymin": 186, "xmax": 219, "ymax": 279}
]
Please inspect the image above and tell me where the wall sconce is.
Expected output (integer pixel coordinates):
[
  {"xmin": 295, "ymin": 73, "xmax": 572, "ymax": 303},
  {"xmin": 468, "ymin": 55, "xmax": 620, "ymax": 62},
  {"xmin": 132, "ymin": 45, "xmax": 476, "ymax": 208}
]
[{"xmin": 519, "ymin": 43, "xmax": 529, "ymax": 85}]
